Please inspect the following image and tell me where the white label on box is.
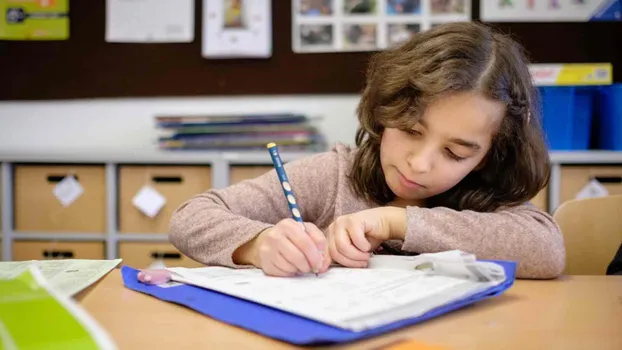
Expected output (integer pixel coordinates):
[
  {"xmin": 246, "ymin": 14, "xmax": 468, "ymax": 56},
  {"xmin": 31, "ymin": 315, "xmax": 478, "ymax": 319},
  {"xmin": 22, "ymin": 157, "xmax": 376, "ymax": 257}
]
[
  {"xmin": 132, "ymin": 185, "xmax": 166, "ymax": 218},
  {"xmin": 53, "ymin": 176, "xmax": 84, "ymax": 207},
  {"xmin": 575, "ymin": 178, "xmax": 609, "ymax": 200}
]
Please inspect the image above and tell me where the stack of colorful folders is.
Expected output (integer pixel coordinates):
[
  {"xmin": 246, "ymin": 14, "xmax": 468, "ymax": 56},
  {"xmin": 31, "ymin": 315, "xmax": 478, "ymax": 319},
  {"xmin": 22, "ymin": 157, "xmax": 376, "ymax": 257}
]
[{"xmin": 156, "ymin": 114, "xmax": 326, "ymax": 152}]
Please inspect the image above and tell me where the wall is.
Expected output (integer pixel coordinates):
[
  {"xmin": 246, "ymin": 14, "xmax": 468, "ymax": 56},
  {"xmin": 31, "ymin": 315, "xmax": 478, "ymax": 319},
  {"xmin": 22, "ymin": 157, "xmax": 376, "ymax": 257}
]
[{"xmin": 0, "ymin": 95, "xmax": 361, "ymax": 153}]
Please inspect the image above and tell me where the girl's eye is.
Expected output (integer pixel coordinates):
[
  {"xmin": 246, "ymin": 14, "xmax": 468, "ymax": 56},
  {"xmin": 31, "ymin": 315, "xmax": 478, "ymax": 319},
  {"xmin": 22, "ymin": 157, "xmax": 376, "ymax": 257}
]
[
  {"xmin": 404, "ymin": 129, "xmax": 421, "ymax": 136},
  {"xmin": 446, "ymin": 149, "xmax": 466, "ymax": 162}
]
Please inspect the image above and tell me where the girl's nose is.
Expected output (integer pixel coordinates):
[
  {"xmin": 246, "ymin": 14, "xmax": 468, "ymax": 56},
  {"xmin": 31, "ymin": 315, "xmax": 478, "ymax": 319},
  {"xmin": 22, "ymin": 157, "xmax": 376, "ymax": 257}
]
[{"xmin": 407, "ymin": 151, "xmax": 432, "ymax": 174}]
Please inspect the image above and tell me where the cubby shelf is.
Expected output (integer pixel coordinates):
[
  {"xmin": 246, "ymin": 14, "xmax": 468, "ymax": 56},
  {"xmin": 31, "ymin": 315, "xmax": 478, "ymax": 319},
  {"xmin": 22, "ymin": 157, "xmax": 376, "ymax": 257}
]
[{"xmin": 1, "ymin": 149, "xmax": 621, "ymax": 263}]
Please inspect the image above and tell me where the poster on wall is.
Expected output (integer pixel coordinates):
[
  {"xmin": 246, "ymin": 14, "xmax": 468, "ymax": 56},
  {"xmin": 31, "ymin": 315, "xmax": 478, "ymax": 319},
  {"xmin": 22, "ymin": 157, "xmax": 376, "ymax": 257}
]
[
  {"xmin": 480, "ymin": 0, "xmax": 621, "ymax": 22},
  {"xmin": 106, "ymin": 0, "xmax": 195, "ymax": 43},
  {"xmin": 0, "ymin": 0, "xmax": 69, "ymax": 40},
  {"xmin": 203, "ymin": 0, "xmax": 272, "ymax": 58},
  {"xmin": 292, "ymin": 0, "xmax": 471, "ymax": 53}
]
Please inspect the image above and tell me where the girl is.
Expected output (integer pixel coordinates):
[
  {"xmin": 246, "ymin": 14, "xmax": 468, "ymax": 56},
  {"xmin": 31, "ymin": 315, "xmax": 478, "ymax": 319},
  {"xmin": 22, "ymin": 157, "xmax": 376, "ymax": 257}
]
[{"xmin": 169, "ymin": 22, "xmax": 565, "ymax": 279}]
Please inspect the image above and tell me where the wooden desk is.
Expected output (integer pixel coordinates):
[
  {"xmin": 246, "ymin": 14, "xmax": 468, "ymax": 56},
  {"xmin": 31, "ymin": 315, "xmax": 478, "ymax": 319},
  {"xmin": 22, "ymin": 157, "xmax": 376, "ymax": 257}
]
[{"xmin": 78, "ymin": 271, "xmax": 622, "ymax": 350}]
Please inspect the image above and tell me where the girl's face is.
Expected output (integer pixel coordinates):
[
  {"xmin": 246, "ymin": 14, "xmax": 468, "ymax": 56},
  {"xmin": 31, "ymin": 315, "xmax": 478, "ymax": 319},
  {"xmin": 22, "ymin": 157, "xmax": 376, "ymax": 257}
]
[{"xmin": 380, "ymin": 92, "xmax": 505, "ymax": 206}]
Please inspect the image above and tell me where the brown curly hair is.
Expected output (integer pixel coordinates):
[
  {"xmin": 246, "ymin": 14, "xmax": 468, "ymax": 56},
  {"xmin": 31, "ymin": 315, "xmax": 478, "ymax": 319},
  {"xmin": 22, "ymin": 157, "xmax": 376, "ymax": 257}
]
[{"xmin": 350, "ymin": 21, "xmax": 550, "ymax": 212}]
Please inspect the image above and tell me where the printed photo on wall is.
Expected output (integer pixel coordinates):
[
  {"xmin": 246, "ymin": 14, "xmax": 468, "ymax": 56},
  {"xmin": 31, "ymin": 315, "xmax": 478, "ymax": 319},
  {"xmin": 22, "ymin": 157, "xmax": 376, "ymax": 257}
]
[
  {"xmin": 387, "ymin": 23, "xmax": 420, "ymax": 46},
  {"xmin": 292, "ymin": 0, "xmax": 471, "ymax": 53},
  {"xmin": 480, "ymin": 0, "xmax": 621, "ymax": 22},
  {"xmin": 223, "ymin": 0, "xmax": 246, "ymax": 28},
  {"xmin": 343, "ymin": 23, "xmax": 377, "ymax": 49},
  {"xmin": 431, "ymin": 0, "xmax": 466, "ymax": 14},
  {"xmin": 299, "ymin": 0, "xmax": 333, "ymax": 15},
  {"xmin": 344, "ymin": 0, "xmax": 378, "ymax": 14},
  {"xmin": 387, "ymin": 0, "xmax": 422, "ymax": 14},
  {"xmin": 299, "ymin": 24, "xmax": 334, "ymax": 49}
]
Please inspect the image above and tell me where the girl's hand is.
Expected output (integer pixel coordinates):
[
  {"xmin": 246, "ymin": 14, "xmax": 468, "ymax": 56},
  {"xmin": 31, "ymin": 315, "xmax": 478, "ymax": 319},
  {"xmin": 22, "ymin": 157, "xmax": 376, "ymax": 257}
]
[
  {"xmin": 253, "ymin": 218, "xmax": 330, "ymax": 277},
  {"xmin": 327, "ymin": 207, "xmax": 406, "ymax": 268},
  {"xmin": 137, "ymin": 269, "xmax": 172, "ymax": 285}
]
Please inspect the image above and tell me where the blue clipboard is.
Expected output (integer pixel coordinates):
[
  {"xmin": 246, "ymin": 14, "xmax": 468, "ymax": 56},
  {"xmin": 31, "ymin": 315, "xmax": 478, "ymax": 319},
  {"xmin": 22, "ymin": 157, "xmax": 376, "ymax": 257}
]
[{"xmin": 121, "ymin": 260, "xmax": 516, "ymax": 345}]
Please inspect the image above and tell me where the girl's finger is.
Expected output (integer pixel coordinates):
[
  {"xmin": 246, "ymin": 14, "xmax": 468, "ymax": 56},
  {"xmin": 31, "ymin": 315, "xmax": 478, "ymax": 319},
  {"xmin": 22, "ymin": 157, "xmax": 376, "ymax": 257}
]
[
  {"xmin": 280, "ymin": 236, "xmax": 312, "ymax": 273},
  {"xmin": 328, "ymin": 231, "xmax": 368, "ymax": 268},
  {"xmin": 346, "ymin": 219, "xmax": 373, "ymax": 252},
  {"xmin": 319, "ymin": 248, "xmax": 332, "ymax": 273},
  {"xmin": 304, "ymin": 222, "xmax": 327, "ymax": 251},
  {"xmin": 335, "ymin": 226, "xmax": 371, "ymax": 261},
  {"xmin": 285, "ymin": 222, "xmax": 323, "ymax": 272},
  {"xmin": 263, "ymin": 259, "xmax": 296, "ymax": 277},
  {"xmin": 272, "ymin": 251, "xmax": 299, "ymax": 274}
]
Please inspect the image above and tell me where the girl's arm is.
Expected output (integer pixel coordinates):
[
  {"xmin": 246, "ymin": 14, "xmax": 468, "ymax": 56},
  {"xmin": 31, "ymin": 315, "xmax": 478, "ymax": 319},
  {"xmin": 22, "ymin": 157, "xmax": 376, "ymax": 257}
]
[
  {"xmin": 168, "ymin": 150, "xmax": 340, "ymax": 268},
  {"xmin": 393, "ymin": 203, "xmax": 565, "ymax": 279}
]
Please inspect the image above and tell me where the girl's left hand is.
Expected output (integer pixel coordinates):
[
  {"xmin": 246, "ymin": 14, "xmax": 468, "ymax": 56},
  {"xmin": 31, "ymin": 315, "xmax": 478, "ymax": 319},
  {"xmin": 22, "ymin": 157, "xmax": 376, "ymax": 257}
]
[
  {"xmin": 137, "ymin": 269, "xmax": 172, "ymax": 285},
  {"xmin": 326, "ymin": 207, "xmax": 405, "ymax": 268}
]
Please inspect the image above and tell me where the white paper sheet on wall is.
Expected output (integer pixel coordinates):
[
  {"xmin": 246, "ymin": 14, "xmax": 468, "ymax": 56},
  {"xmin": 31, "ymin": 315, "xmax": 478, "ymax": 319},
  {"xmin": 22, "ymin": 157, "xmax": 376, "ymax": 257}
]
[
  {"xmin": 202, "ymin": 0, "xmax": 272, "ymax": 58},
  {"xmin": 106, "ymin": 0, "xmax": 195, "ymax": 43}
]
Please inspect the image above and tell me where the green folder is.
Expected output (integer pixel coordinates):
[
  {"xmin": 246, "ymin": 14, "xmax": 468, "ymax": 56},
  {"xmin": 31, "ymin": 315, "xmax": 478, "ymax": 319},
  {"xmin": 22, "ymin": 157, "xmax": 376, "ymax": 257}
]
[{"xmin": 0, "ymin": 266, "xmax": 116, "ymax": 349}]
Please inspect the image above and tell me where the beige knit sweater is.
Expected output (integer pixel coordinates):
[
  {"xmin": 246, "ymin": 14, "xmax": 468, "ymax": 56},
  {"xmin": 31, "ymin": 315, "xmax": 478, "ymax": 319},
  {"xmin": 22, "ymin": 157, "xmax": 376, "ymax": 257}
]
[{"xmin": 169, "ymin": 143, "xmax": 566, "ymax": 279}]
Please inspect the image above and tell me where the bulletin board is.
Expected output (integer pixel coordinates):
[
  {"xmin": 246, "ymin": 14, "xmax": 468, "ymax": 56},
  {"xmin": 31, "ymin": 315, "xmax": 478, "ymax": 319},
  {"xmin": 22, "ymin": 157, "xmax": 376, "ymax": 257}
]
[{"xmin": 0, "ymin": 0, "xmax": 620, "ymax": 100}]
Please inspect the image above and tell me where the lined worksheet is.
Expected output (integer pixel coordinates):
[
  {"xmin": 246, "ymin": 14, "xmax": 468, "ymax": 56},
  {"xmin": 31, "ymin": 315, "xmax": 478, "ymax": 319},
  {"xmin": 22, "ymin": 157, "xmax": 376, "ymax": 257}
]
[{"xmin": 168, "ymin": 254, "xmax": 505, "ymax": 331}]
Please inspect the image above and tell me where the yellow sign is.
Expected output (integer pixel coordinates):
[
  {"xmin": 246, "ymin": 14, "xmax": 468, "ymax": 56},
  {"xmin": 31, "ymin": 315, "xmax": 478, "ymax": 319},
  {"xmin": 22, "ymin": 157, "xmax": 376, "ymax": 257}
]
[
  {"xmin": 529, "ymin": 63, "xmax": 612, "ymax": 86},
  {"xmin": 0, "ymin": 0, "xmax": 69, "ymax": 40}
]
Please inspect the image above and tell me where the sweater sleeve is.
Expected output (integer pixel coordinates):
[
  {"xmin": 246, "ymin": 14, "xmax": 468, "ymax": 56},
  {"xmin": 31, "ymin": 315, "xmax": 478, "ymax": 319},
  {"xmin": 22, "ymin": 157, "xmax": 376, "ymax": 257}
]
[
  {"xmin": 169, "ymin": 150, "xmax": 340, "ymax": 268},
  {"xmin": 401, "ymin": 203, "xmax": 566, "ymax": 279}
]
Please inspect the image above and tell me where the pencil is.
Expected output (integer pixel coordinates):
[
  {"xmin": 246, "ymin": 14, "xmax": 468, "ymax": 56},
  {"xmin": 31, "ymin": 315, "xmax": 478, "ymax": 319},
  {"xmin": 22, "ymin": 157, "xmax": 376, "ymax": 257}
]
[{"xmin": 266, "ymin": 142, "xmax": 322, "ymax": 276}]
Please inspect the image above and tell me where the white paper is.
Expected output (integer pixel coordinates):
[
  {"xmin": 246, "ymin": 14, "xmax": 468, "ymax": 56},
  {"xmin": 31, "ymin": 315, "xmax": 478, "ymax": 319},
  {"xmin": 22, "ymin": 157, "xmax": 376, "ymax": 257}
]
[
  {"xmin": 0, "ymin": 259, "xmax": 122, "ymax": 296},
  {"xmin": 132, "ymin": 185, "xmax": 166, "ymax": 218},
  {"xmin": 106, "ymin": 0, "xmax": 194, "ymax": 43},
  {"xmin": 168, "ymin": 253, "xmax": 504, "ymax": 331},
  {"xmin": 53, "ymin": 175, "xmax": 84, "ymax": 207},
  {"xmin": 202, "ymin": 0, "xmax": 272, "ymax": 58},
  {"xmin": 480, "ymin": 0, "xmax": 620, "ymax": 22},
  {"xmin": 575, "ymin": 178, "xmax": 610, "ymax": 199}
]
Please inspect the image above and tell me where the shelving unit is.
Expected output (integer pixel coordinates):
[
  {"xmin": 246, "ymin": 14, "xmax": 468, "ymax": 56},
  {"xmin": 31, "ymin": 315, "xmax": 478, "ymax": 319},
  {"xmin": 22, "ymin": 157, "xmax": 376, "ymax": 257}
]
[
  {"xmin": 548, "ymin": 152, "xmax": 622, "ymax": 210},
  {"xmin": 0, "ymin": 149, "xmax": 313, "ymax": 263},
  {"xmin": 1, "ymin": 149, "xmax": 621, "ymax": 263}
]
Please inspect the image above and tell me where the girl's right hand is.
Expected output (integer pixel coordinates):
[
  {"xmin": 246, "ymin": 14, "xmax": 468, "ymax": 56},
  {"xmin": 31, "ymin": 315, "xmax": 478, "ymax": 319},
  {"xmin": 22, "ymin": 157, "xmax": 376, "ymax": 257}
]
[{"xmin": 254, "ymin": 218, "xmax": 330, "ymax": 277}]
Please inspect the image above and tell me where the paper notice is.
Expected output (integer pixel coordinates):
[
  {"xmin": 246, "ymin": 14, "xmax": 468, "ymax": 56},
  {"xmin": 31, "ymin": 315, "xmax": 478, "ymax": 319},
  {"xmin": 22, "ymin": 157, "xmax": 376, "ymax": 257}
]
[
  {"xmin": 106, "ymin": 0, "xmax": 194, "ymax": 43},
  {"xmin": 0, "ymin": 259, "xmax": 122, "ymax": 296},
  {"xmin": 132, "ymin": 185, "xmax": 166, "ymax": 218}
]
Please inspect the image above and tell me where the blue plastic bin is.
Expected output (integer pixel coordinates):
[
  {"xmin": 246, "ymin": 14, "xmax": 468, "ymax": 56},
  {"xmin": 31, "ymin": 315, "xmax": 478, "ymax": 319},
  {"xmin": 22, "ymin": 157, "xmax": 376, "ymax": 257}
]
[
  {"xmin": 595, "ymin": 84, "xmax": 622, "ymax": 150},
  {"xmin": 537, "ymin": 86, "xmax": 595, "ymax": 150}
]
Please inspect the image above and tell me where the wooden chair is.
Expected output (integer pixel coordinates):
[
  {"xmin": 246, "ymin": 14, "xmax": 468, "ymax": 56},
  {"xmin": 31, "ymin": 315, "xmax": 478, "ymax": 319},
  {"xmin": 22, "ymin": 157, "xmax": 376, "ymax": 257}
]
[{"xmin": 553, "ymin": 194, "xmax": 622, "ymax": 275}]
